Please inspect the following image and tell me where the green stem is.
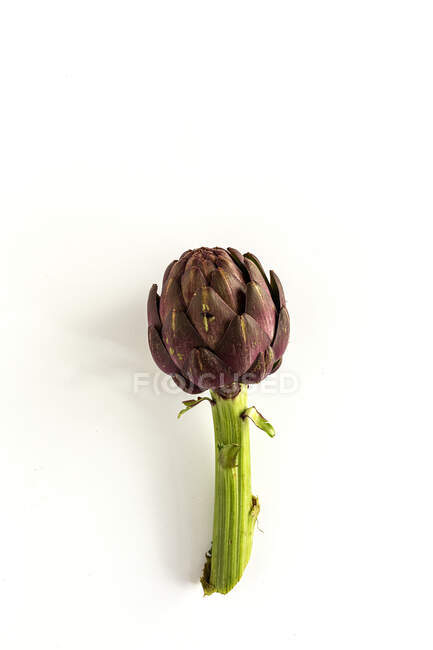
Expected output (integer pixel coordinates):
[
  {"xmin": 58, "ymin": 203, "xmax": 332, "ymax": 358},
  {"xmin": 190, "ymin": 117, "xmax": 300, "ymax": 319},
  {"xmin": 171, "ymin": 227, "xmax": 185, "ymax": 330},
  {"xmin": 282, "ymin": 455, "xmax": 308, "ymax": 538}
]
[{"xmin": 201, "ymin": 384, "xmax": 259, "ymax": 595}]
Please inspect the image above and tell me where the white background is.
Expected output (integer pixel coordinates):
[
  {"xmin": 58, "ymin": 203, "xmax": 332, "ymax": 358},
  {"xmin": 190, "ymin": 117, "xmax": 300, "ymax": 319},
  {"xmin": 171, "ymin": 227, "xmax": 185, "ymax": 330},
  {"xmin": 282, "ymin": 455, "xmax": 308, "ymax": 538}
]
[{"xmin": 1, "ymin": 1, "xmax": 432, "ymax": 649}]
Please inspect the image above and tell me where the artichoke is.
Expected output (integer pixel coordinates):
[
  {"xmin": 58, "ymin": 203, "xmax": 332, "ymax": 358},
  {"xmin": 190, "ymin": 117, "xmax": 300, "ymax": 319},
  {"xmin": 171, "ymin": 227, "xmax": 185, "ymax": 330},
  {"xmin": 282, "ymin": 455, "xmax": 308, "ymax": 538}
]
[
  {"xmin": 147, "ymin": 247, "xmax": 289, "ymax": 394},
  {"xmin": 147, "ymin": 247, "xmax": 290, "ymax": 595}
]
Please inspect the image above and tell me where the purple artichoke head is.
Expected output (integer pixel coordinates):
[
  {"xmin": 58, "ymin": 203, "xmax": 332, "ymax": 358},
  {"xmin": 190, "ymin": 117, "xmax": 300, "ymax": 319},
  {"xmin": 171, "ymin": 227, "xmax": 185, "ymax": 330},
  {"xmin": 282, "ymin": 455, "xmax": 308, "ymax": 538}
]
[{"xmin": 147, "ymin": 247, "xmax": 289, "ymax": 394}]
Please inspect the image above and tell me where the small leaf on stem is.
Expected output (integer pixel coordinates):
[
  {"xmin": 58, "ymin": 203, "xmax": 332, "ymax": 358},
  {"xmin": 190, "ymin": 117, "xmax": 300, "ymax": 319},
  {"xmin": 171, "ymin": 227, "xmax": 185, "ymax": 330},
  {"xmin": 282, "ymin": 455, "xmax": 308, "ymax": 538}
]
[
  {"xmin": 217, "ymin": 443, "xmax": 240, "ymax": 469},
  {"xmin": 241, "ymin": 406, "xmax": 276, "ymax": 438},
  {"xmin": 177, "ymin": 396, "xmax": 214, "ymax": 419}
]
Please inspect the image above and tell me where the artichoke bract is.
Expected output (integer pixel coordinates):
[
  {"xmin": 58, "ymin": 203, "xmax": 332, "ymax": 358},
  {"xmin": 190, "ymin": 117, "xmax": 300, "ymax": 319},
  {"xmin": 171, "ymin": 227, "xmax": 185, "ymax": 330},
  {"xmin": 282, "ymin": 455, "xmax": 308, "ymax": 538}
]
[
  {"xmin": 147, "ymin": 247, "xmax": 289, "ymax": 394},
  {"xmin": 147, "ymin": 247, "xmax": 290, "ymax": 595}
]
